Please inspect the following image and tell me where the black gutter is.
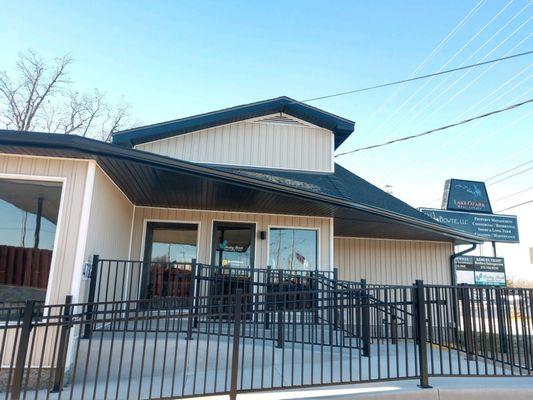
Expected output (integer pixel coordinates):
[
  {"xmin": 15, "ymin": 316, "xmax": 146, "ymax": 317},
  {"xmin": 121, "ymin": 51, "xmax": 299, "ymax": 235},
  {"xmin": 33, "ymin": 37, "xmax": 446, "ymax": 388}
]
[
  {"xmin": 0, "ymin": 130, "xmax": 484, "ymax": 244},
  {"xmin": 449, "ymin": 243, "xmax": 477, "ymax": 286},
  {"xmin": 449, "ymin": 242, "xmax": 477, "ymax": 346}
]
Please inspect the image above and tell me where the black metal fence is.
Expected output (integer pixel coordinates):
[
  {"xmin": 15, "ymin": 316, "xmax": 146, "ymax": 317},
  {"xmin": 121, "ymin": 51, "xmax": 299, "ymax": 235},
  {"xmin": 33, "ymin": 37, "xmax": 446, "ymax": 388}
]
[
  {"xmin": 1, "ymin": 275, "xmax": 532, "ymax": 399},
  {"xmin": 88, "ymin": 257, "xmax": 337, "ymax": 305}
]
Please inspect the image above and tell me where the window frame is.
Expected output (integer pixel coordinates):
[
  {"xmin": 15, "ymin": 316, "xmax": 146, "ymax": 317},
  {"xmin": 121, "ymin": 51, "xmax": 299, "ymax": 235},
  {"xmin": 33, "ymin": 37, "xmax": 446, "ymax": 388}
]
[
  {"xmin": 0, "ymin": 174, "xmax": 66, "ymax": 307},
  {"xmin": 267, "ymin": 226, "xmax": 320, "ymax": 270},
  {"xmin": 210, "ymin": 220, "xmax": 257, "ymax": 269},
  {"xmin": 139, "ymin": 219, "xmax": 200, "ymax": 300}
]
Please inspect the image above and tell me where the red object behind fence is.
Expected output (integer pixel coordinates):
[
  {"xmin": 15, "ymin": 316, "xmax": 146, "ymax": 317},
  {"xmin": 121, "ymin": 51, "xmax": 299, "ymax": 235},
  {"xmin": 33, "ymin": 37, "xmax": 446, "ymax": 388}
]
[
  {"xmin": 0, "ymin": 245, "xmax": 52, "ymax": 289},
  {"xmin": 149, "ymin": 264, "xmax": 191, "ymax": 298}
]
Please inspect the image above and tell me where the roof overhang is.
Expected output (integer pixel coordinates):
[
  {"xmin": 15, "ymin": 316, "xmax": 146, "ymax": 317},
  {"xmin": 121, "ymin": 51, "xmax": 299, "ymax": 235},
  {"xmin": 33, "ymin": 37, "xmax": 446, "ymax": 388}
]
[
  {"xmin": 0, "ymin": 131, "xmax": 483, "ymax": 245},
  {"xmin": 112, "ymin": 96, "xmax": 355, "ymax": 149}
]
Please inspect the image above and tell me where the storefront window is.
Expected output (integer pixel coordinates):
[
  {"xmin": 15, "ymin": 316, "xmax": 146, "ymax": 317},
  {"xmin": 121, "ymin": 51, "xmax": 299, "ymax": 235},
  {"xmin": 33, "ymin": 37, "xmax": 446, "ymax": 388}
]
[
  {"xmin": 145, "ymin": 222, "xmax": 198, "ymax": 264},
  {"xmin": 142, "ymin": 222, "xmax": 198, "ymax": 299},
  {"xmin": 268, "ymin": 228, "xmax": 317, "ymax": 270},
  {"xmin": 0, "ymin": 179, "xmax": 62, "ymax": 305}
]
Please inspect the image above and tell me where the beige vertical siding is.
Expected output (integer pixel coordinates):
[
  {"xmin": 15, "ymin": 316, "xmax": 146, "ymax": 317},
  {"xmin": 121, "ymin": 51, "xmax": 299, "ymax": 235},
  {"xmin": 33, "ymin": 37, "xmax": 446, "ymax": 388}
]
[
  {"xmin": 81, "ymin": 167, "xmax": 134, "ymax": 302},
  {"xmin": 84, "ymin": 167, "xmax": 133, "ymax": 260},
  {"xmin": 0, "ymin": 154, "xmax": 89, "ymax": 304},
  {"xmin": 135, "ymin": 117, "xmax": 333, "ymax": 172},
  {"xmin": 130, "ymin": 207, "xmax": 332, "ymax": 270},
  {"xmin": 334, "ymin": 237, "xmax": 453, "ymax": 285}
]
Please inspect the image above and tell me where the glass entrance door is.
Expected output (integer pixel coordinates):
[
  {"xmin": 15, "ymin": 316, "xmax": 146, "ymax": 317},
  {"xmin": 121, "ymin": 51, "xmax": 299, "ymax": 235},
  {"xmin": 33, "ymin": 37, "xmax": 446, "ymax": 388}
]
[
  {"xmin": 211, "ymin": 222, "xmax": 255, "ymax": 269},
  {"xmin": 141, "ymin": 222, "xmax": 198, "ymax": 300},
  {"xmin": 210, "ymin": 222, "xmax": 255, "ymax": 313}
]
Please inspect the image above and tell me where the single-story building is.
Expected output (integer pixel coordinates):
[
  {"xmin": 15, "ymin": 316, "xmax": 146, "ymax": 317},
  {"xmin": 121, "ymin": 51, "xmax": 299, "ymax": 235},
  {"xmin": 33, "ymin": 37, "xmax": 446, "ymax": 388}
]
[{"xmin": 0, "ymin": 96, "xmax": 482, "ymax": 307}]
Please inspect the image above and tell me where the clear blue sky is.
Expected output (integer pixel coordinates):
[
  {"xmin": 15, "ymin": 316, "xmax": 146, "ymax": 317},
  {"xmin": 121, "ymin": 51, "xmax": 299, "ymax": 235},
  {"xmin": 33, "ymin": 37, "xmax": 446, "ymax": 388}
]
[{"xmin": 1, "ymin": 0, "xmax": 532, "ymax": 278}]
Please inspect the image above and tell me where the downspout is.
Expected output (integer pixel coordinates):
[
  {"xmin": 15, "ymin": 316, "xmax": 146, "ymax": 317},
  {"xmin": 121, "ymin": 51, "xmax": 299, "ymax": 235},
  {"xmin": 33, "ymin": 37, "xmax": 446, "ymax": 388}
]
[
  {"xmin": 449, "ymin": 242, "xmax": 476, "ymax": 348},
  {"xmin": 449, "ymin": 243, "xmax": 477, "ymax": 285}
]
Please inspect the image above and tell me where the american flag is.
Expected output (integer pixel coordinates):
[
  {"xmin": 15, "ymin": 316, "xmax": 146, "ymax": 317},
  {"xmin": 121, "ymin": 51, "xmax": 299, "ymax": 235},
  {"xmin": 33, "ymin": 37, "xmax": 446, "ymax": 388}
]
[{"xmin": 295, "ymin": 252, "xmax": 305, "ymax": 264}]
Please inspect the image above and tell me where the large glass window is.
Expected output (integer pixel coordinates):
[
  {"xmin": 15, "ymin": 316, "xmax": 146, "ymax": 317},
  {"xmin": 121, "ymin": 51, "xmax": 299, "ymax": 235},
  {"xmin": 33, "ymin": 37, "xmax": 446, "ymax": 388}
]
[
  {"xmin": 269, "ymin": 228, "xmax": 317, "ymax": 270},
  {"xmin": 142, "ymin": 222, "xmax": 198, "ymax": 299},
  {"xmin": 144, "ymin": 222, "xmax": 198, "ymax": 264},
  {"xmin": 0, "ymin": 179, "xmax": 62, "ymax": 305}
]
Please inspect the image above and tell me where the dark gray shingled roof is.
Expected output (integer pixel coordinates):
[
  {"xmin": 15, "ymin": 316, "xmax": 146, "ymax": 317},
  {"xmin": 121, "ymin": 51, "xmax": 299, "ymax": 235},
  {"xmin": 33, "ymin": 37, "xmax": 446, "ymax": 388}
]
[{"xmin": 209, "ymin": 163, "xmax": 443, "ymax": 226}]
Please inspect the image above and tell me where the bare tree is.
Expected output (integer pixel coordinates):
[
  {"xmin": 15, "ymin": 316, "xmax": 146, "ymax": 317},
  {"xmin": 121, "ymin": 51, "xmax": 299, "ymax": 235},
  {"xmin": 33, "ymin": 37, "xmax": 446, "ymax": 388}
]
[
  {"xmin": 0, "ymin": 50, "xmax": 71, "ymax": 131},
  {"xmin": 506, "ymin": 276, "xmax": 533, "ymax": 288},
  {"xmin": 0, "ymin": 50, "xmax": 132, "ymax": 140},
  {"xmin": 99, "ymin": 97, "xmax": 131, "ymax": 142}
]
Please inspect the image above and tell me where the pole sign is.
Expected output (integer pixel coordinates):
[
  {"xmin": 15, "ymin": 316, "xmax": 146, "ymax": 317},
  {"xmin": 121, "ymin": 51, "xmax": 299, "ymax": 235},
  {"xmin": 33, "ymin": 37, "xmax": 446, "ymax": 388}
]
[
  {"xmin": 441, "ymin": 179, "xmax": 492, "ymax": 213},
  {"xmin": 419, "ymin": 208, "xmax": 519, "ymax": 243},
  {"xmin": 454, "ymin": 256, "xmax": 506, "ymax": 286}
]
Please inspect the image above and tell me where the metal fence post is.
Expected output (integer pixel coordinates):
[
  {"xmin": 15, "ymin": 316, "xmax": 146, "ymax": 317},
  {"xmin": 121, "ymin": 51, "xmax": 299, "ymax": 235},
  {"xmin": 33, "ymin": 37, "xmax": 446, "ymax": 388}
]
[
  {"xmin": 11, "ymin": 300, "xmax": 35, "ymax": 400},
  {"xmin": 333, "ymin": 267, "xmax": 339, "ymax": 330},
  {"xmin": 191, "ymin": 259, "xmax": 199, "ymax": 328},
  {"xmin": 265, "ymin": 265, "xmax": 271, "ymax": 330},
  {"xmin": 415, "ymin": 280, "xmax": 431, "ymax": 388},
  {"xmin": 391, "ymin": 309, "xmax": 398, "ymax": 345},
  {"xmin": 277, "ymin": 270, "xmax": 285, "ymax": 349},
  {"xmin": 229, "ymin": 289, "xmax": 243, "ymax": 400},
  {"xmin": 186, "ymin": 259, "xmax": 197, "ymax": 340},
  {"xmin": 83, "ymin": 254, "xmax": 99, "ymax": 339},
  {"xmin": 361, "ymin": 279, "xmax": 370, "ymax": 357},
  {"xmin": 495, "ymin": 289, "xmax": 508, "ymax": 354},
  {"xmin": 460, "ymin": 286, "xmax": 474, "ymax": 359},
  {"xmin": 52, "ymin": 295, "xmax": 73, "ymax": 392},
  {"xmin": 311, "ymin": 269, "xmax": 318, "ymax": 324}
]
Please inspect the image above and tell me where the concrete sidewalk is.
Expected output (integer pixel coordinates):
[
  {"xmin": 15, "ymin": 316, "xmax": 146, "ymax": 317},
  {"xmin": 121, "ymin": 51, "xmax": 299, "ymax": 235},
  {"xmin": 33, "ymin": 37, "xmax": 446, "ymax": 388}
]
[{"xmin": 197, "ymin": 377, "xmax": 533, "ymax": 400}]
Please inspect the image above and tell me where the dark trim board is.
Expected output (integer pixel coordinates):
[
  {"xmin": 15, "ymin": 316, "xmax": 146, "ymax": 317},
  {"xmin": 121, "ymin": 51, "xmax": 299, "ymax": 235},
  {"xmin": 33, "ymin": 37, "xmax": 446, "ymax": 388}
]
[{"xmin": 111, "ymin": 96, "xmax": 355, "ymax": 149}]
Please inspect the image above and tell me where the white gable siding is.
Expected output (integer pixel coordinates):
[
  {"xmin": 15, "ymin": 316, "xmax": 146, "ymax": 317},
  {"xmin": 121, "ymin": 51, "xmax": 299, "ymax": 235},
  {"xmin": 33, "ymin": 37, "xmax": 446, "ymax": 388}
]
[{"xmin": 135, "ymin": 116, "xmax": 334, "ymax": 172}]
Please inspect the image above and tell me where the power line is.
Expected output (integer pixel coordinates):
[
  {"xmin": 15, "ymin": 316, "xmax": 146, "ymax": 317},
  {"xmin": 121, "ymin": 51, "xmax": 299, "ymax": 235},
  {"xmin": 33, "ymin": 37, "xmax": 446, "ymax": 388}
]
[
  {"xmin": 485, "ymin": 158, "xmax": 533, "ymax": 181},
  {"xmin": 388, "ymin": 19, "xmax": 532, "ymax": 140},
  {"xmin": 335, "ymin": 98, "xmax": 533, "ymax": 157},
  {"xmin": 397, "ymin": 86, "xmax": 533, "ymax": 184},
  {"xmin": 363, "ymin": 7, "xmax": 532, "ymax": 181},
  {"xmin": 493, "ymin": 185, "xmax": 533, "ymax": 202},
  {"xmin": 487, "ymin": 165, "xmax": 533, "ymax": 186},
  {"xmin": 380, "ymin": 22, "xmax": 533, "ymax": 175},
  {"xmin": 294, "ymin": 51, "xmax": 532, "ymax": 103},
  {"xmin": 382, "ymin": 65, "xmax": 533, "ymax": 179},
  {"xmin": 368, "ymin": 1, "xmax": 525, "ymax": 152},
  {"xmin": 424, "ymin": 157, "xmax": 533, "ymax": 206},
  {"xmin": 497, "ymin": 199, "xmax": 533, "ymax": 212},
  {"xmin": 422, "ymin": 152, "xmax": 533, "ymax": 207},
  {"xmin": 354, "ymin": 0, "xmax": 488, "ymax": 143}
]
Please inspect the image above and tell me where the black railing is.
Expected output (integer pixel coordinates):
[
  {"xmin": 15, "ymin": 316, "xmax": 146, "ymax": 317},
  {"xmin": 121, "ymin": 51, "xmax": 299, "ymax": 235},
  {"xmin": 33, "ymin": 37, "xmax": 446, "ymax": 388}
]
[
  {"xmin": 86, "ymin": 257, "xmax": 533, "ymax": 363},
  {"xmin": 1, "ymin": 279, "xmax": 532, "ymax": 399},
  {"xmin": 89, "ymin": 258, "xmax": 337, "ymax": 304}
]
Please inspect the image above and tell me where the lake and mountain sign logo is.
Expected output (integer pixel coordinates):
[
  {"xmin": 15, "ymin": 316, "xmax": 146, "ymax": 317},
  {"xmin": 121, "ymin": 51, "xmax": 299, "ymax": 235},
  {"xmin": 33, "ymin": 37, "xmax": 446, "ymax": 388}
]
[{"xmin": 442, "ymin": 179, "xmax": 492, "ymax": 213}]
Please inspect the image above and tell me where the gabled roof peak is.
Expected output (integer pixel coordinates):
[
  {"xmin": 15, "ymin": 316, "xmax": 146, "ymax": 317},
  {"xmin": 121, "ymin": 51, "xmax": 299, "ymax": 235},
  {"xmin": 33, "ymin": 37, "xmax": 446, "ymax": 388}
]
[{"xmin": 112, "ymin": 96, "xmax": 355, "ymax": 149}]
